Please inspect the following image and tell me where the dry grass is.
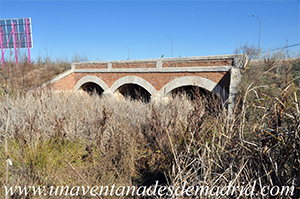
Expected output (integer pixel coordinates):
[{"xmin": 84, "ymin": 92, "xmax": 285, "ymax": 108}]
[{"xmin": 0, "ymin": 50, "xmax": 299, "ymax": 198}]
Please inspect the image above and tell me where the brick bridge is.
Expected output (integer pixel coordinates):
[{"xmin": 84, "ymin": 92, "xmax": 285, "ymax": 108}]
[{"xmin": 43, "ymin": 54, "xmax": 245, "ymax": 112}]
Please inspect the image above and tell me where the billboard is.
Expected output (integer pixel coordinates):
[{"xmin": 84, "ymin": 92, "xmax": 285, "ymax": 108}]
[
  {"xmin": 0, "ymin": 18, "xmax": 33, "ymax": 49},
  {"xmin": 0, "ymin": 17, "xmax": 33, "ymax": 68}
]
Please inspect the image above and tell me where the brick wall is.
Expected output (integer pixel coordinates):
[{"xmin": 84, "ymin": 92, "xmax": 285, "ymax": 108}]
[
  {"xmin": 74, "ymin": 71, "xmax": 228, "ymax": 91},
  {"xmin": 47, "ymin": 55, "xmax": 237, "ymax": 95},
  {"xmin": 49, "ymin": 73, "xmax": 75, "ymax": 90},
  {"xmin": 162, "ymin": 59, "xmax": 233, "ymax": 68},
  {"xmin": 75, "ymin": 63, "xmax": 107, "ymax": 69},
  {"xmin": 112, "ymin": 61, "xmax": 156, "ymax": 68}
]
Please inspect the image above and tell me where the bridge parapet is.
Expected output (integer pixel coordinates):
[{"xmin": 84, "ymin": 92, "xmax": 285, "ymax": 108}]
[{"xmin": 72, "ymin": 55, "xmax": 240, "ymax": 70}]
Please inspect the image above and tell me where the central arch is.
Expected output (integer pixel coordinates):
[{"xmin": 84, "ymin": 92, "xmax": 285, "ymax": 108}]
[
  {"xmin": 108, "ymin": 76, "xmax": 157, "ymax": 96},
  {"xmin": 117, "ymin": 83, "xmax": 151, "ymax": 102}
]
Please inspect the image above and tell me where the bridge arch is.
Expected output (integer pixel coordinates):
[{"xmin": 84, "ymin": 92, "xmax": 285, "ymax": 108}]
[
  {"xmin": 74, "ymin": 76, "xmax": 109, "ymax": 95},
  {"xmin": 108, "ymin": 76, "xmax": 157, "ymax": 96},
  {"xmin": 159, "ymin": 76, "xmax": 228, "ymax": 102},
  {"xmin": 108, "ymin": 76, "xmax": 157, "ymax": 102}
]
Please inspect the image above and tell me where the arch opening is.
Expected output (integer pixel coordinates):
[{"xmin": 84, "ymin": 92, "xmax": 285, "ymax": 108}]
[
  {"xmin": 170, "ymin": 85, "xmax": 223, "ymax": 112},
  {"xmin": 116, "ymin": 83, "xmax": 151, "ymax": 103},
  {"xmin": 80, "ymin": 82, "xmax": 104, "ymax": 96}
]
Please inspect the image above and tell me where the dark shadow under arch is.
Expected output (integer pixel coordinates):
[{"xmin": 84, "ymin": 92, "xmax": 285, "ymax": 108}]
[
  {"xmin": 117, "ymin": 83, "xmax": 151, "ymax": 103},
  {"xmin": 171, "ymin": 86, "xmax": 211, "ymax": 100},
  {"xmin": 171, "ymin": 85, "xmax": 223, "ymax": 112},
  {"xmin": 80, "ymin": 82, "xmax": 104, "ymax": 96}
]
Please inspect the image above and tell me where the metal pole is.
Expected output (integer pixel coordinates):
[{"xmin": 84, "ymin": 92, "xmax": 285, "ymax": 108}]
[
  {"xmin": 9, "ymin": 51, "xmax": 12, "ymax": 91},
  {"xmin": 25, "ymin": 18, "xmax": 31, "ymax": 65},
  {"xmin": 0, "ymin": 27, "xmax": 5, "ymax": 69},
  {"xmin": 125, "ymin": 46, "xmax": 130, "ymax": 60},
  {"xmin": 252, "ymin": 15, "xmax": 261, "ymax": 51},
  {"xmin": 167, "ymin": 36, "xmax": 173, "ymax": 57},
  {"xmin": 12, "ymin": 22, "xmax": 18, "ymax": 67}
]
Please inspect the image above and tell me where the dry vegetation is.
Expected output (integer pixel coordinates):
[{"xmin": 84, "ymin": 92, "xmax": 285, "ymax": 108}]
[
  {"xmin": 0, "ymin": 48, "xmax": 299, "ymax": 198},
  {"xmin": 0, "ymin": 50, "xmax": 89, "ymax": 93}
]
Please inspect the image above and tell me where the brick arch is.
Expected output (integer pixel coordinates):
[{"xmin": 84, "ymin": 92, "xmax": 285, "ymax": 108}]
[
  {"xmin": 107, "ymin": 76, "xmax": 157, "ymax": 96},
  {"xmin": 74, "ymin": 75, "xmax": 109, "ymax": 91},
  {"xmin": 159, "ymin": 76, "xmax": 228, "ymax": 101}
]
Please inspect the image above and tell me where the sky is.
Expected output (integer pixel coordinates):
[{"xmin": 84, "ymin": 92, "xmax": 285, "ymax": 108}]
[{"xmin": 0, "ymin": 0, "xmax": 299, "ymax": 62}]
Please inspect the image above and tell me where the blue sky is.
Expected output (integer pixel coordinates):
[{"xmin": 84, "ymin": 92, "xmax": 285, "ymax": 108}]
[{"xmin": 0, "ymin": 0, "xmax": 299, "ymax": 62}]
